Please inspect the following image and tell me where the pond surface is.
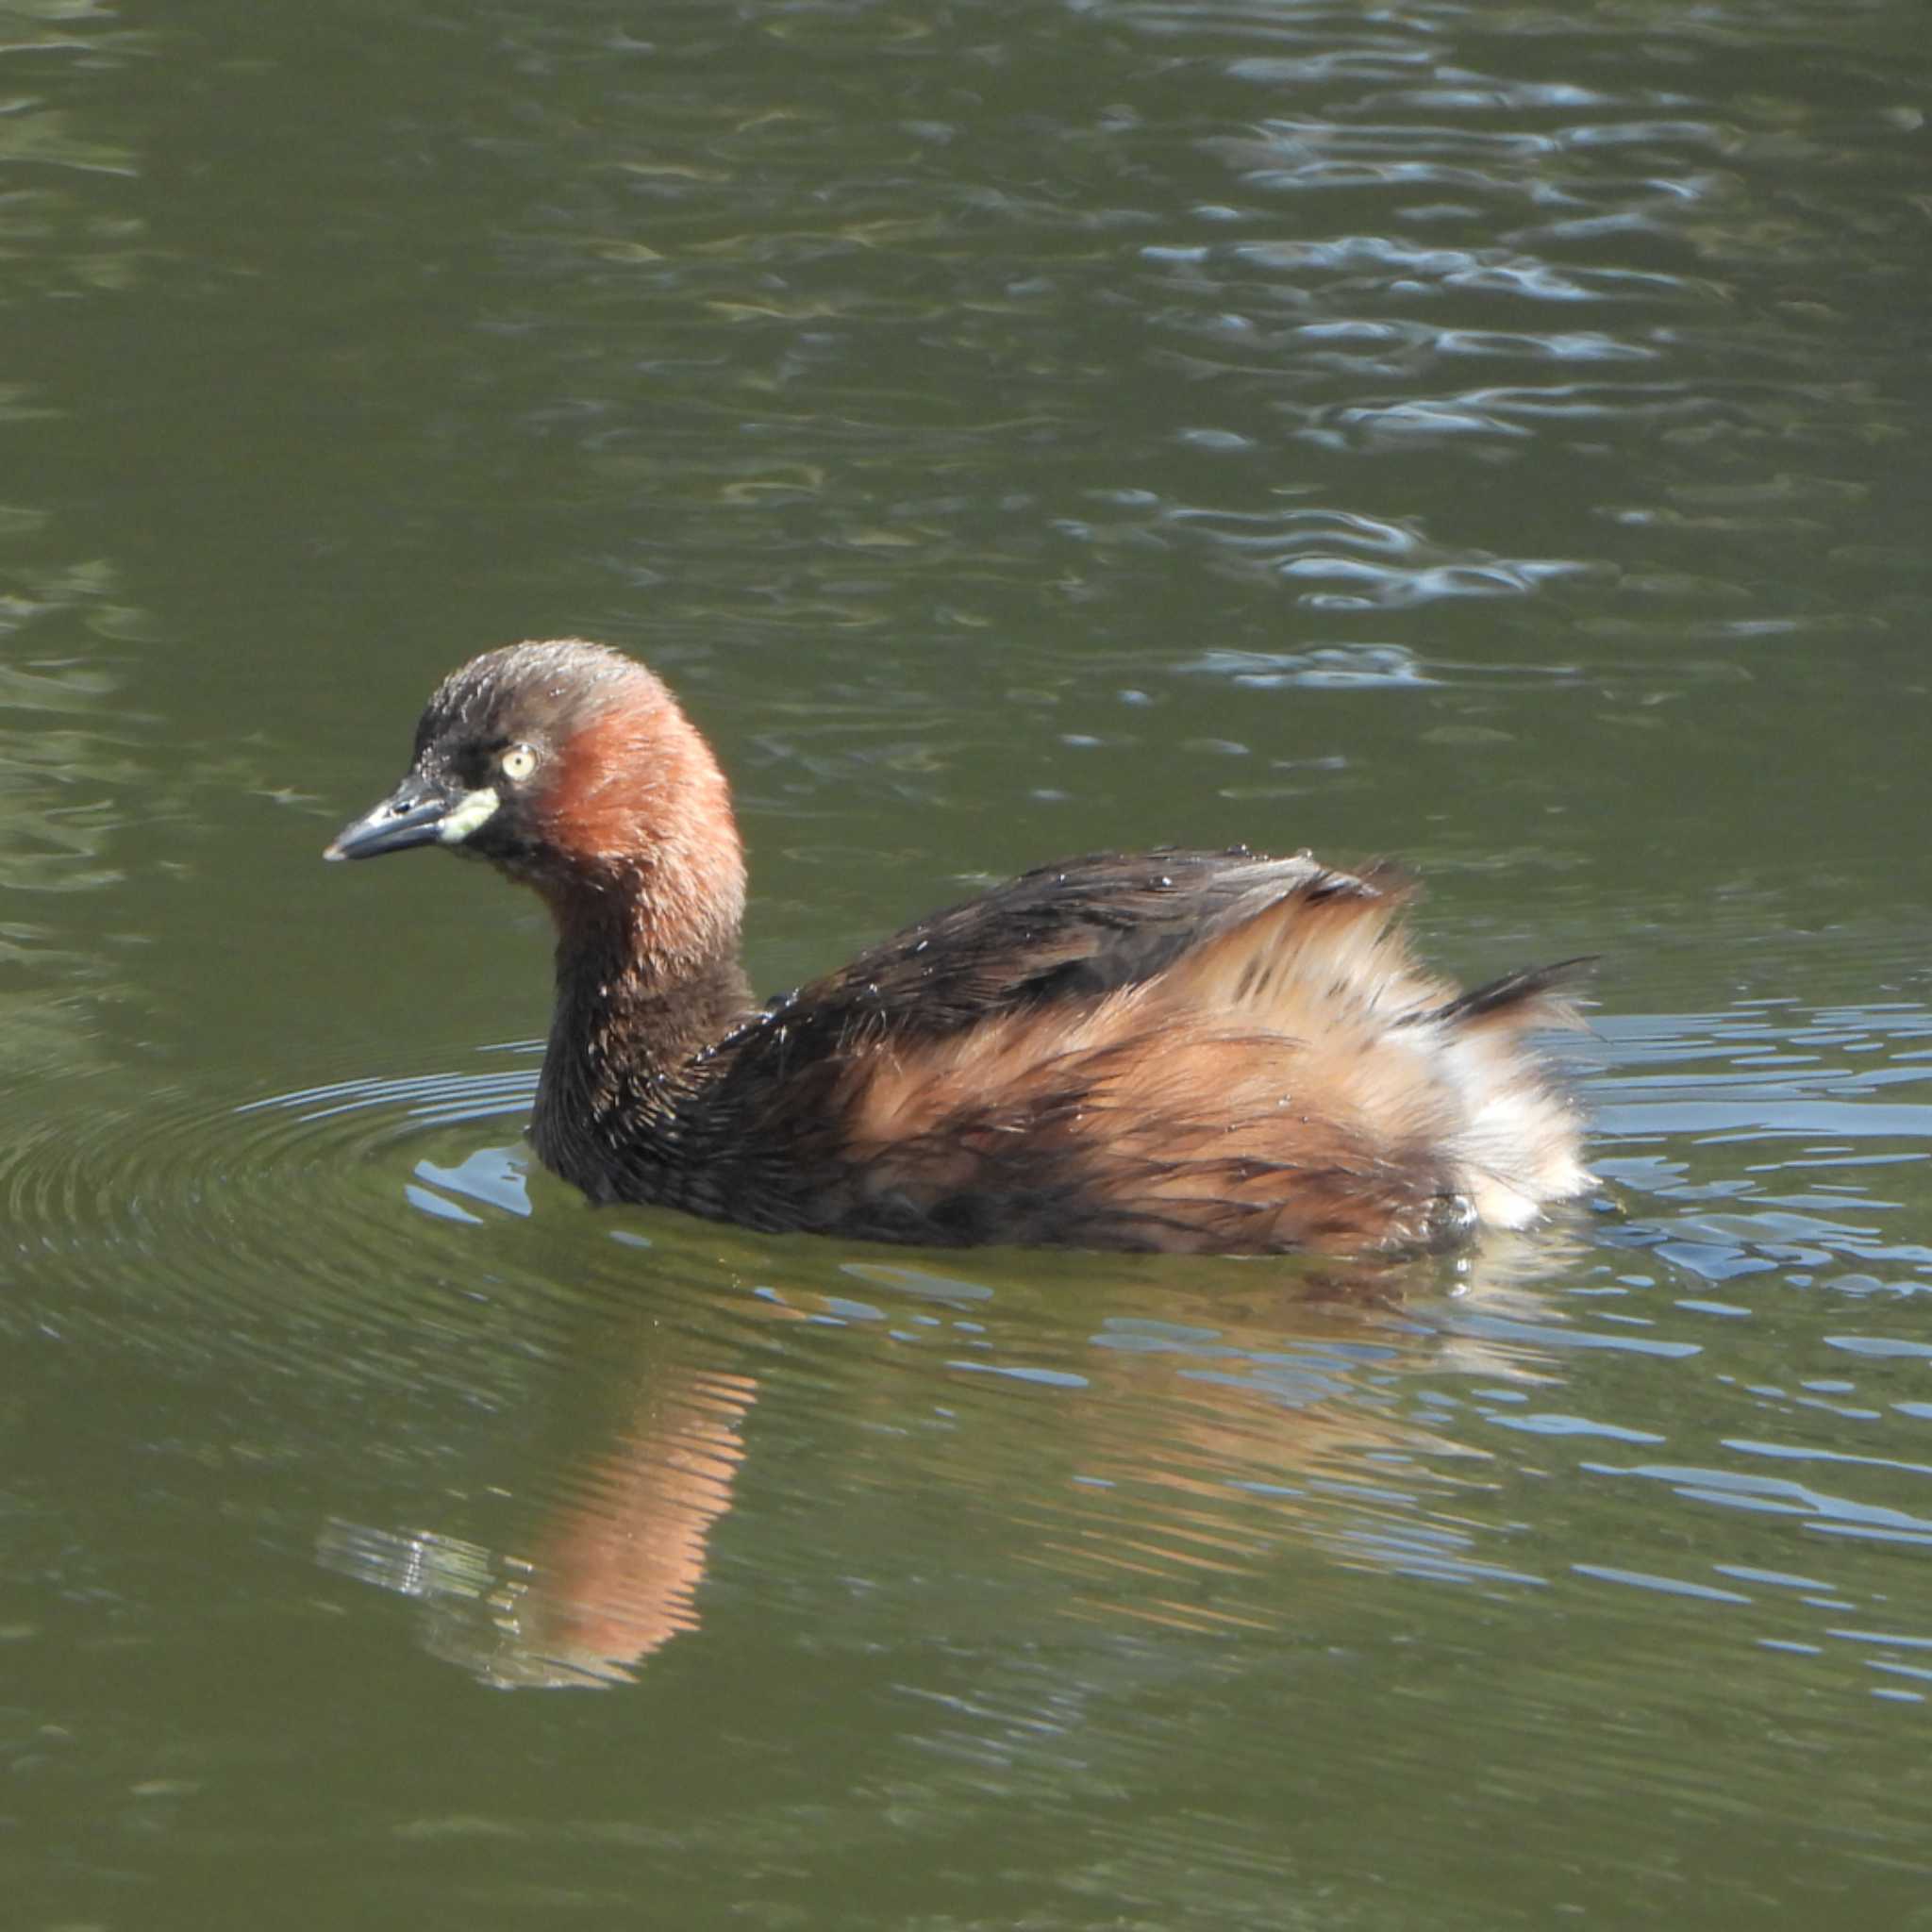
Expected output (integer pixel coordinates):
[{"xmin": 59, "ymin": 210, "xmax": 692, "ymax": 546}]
[{"xmin": 5, "ymin": 0, "xmax": 1931, "ymax": 1924}]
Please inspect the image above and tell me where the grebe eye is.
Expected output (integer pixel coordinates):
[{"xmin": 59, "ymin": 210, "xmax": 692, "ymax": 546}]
[{"xmin": 498, "ymin": 742, "xmax": 540, "ymax": 783}]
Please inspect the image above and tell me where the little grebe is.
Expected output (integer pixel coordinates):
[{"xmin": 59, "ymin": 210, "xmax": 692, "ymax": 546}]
[{"xmin": 326, "ymin": 640, "xmax": 1591, "ymax": 1254}]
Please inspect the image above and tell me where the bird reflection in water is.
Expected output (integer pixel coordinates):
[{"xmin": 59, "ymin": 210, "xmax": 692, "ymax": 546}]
[
  {"xmin": 318, "ymin": 1364, "xmax": 753, "ymax": 1689},
  {"xmin": 316, "ymin": 1218, "xmax": 1590, "ymax": 1687}
]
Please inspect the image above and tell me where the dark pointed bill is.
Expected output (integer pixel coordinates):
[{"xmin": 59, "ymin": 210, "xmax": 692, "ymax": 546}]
[{"xmin": 325, "ymin": 774, "xmax": 498, "ymax": 861}]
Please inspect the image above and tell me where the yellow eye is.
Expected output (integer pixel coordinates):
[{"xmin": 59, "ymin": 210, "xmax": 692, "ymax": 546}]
[{"xmin": 499, "ymin": 742, "xmax": 540, "ymax": 782}]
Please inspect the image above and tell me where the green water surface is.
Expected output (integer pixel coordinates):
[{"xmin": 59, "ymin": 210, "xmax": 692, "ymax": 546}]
[{"xmin": 4, "ymin": 1, "xmax": 1931, "ymax": 1925}]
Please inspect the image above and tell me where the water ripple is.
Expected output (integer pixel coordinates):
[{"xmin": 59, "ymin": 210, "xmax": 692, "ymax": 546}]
[{"xmin": 0, "ymin": 1051, "xmax": 559, "ymax": 1391}]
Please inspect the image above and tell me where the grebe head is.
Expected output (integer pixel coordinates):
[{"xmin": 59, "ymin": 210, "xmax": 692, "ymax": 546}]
[{"xmin": 326, "ymin": 639, "xmax": 745, "ymax": 956}]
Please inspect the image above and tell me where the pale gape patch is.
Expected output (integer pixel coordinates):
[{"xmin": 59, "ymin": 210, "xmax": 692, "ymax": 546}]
[{"xmin": 437, "ymin": 786, "xmax": 501, "ymax": 844}]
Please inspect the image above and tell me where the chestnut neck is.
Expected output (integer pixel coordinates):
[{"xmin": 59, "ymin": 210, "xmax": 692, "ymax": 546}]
[{"xmin": 523, "ymin": 684, "xmax": 756, "ymax": 1198}]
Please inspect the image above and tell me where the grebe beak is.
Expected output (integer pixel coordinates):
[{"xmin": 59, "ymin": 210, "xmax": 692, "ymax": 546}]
[{"xmin": 325, "ymin": 774, "xmax": 499, "ymax": 861}]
